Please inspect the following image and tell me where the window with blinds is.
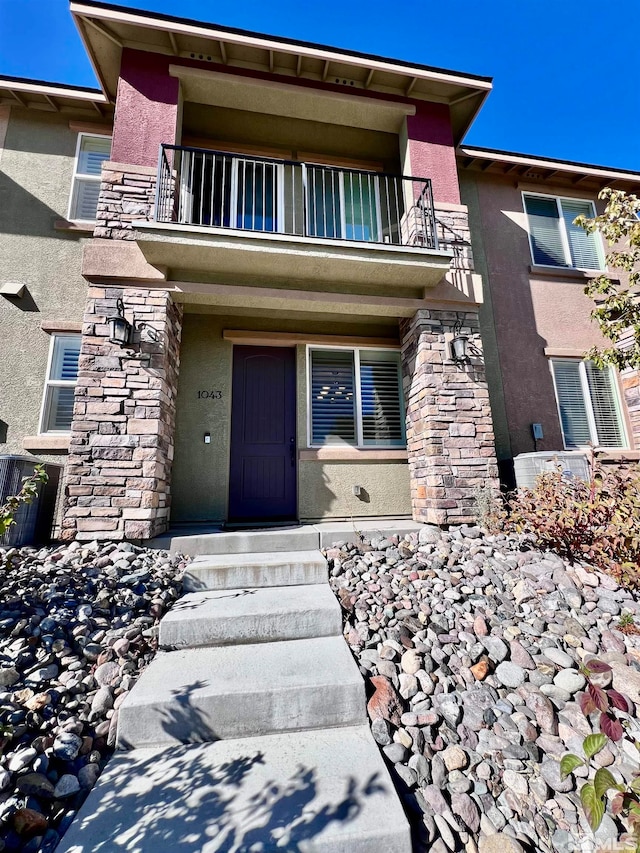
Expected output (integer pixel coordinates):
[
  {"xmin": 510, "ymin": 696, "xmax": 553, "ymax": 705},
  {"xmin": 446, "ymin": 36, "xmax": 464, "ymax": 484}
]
[
  {"xmin": 309, "ymin": 348, "xmax": 404, "ymax": 447},
  {"xmin": 551, "ymin": 359, "xmax": 626, "ymax": 449},
  {"xmin": 69, "ymin": 134, "xmax": 111, "ymax": 221},
  {"xmin": 40, "ymin": 335, "xmax": 81, "ymax": 433},
  {"xmin": 524, "ymin": 194, "xmax": 604, "ymax": 270}
]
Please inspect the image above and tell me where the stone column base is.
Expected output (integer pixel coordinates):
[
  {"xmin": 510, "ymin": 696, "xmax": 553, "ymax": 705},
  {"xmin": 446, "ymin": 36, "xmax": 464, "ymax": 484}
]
[
  {"xmin": 401, "ymin": 308, "xmax": 499, "ymax": 525},
  {"xmin": 61, "ymin": 287, "xmax": 183, "ymax": 541}
]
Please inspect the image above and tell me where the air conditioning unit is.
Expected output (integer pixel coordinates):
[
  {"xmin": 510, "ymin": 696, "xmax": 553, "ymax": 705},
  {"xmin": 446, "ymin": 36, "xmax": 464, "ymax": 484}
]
[
  {"xmin": 0, "ymin": 455, "xmax": 62, "ymax": 547},
  {"xmin": 513, "ymin": 451, "xmax": 590, "ymax": 490}
]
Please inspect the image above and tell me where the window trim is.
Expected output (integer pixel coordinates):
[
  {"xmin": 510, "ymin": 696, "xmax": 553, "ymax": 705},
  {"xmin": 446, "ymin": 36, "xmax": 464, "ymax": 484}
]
[
  {"xmin": 67, "ymin": 132, "xmax": 112, "ymax": 224},
  {"xmin": 522, "ymin": 191, "xmax": 605, "ymax": 271},
  {"xmin": 549, "ymin": 357, "xmax": 628, "ymax": 450},
  {"xmin": 306, "ymin": 344, "xmax": 406, "ymax": 450},
  {"xmin": 38, "ymin": 334, "xmax": 80, "ymax": 435}
]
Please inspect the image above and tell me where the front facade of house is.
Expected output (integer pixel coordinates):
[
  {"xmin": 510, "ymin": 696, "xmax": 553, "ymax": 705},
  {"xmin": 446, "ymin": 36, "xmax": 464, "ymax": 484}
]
[{"xmin": 0, "ymin": 2, "xmax": 638, "ymax": 541}]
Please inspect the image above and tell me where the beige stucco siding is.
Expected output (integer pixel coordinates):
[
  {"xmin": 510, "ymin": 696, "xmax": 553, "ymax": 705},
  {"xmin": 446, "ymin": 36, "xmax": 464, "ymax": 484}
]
[
  {"xmin": 461, "ymin": 171, "xmax": 616, "ymax": 460},
  {"xmin": 0, "ymin": 109, "xmax": 91, "ymax": 458},
  {"xmin": 171, "ymin": 311, "xmax": 410, "ymax": 523}
]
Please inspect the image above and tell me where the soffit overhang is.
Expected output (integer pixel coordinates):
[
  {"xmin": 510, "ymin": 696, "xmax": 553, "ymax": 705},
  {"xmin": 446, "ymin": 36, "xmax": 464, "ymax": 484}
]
[
  {"xmin": 458, "ymin": 145, "xmax": 640, "ymax": 192},
  {"xmin": 70, "ymin": 0, "xmax": 492, "ymax": 141},
  {"xmin": 0, "ymin": 75, "xmax": 111, "ymax": 118}
]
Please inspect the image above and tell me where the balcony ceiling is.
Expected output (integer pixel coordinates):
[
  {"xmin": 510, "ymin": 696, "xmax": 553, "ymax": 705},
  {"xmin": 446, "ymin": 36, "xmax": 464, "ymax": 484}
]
[
  {"xmin": 70, "ymin": 0, "xmax": 492, "ymax": 143},
  {"xmin": 133, "ymin": 222, "xmax": 453, "ymax": 297}
]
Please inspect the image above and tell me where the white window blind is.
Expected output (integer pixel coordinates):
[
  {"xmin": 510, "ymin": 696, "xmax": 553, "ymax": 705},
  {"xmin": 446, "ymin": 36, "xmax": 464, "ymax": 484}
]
[
  {"xmin": 524, "ymin": 194, "xmax": 604, "ymax": 270},
  {"xmin": 359, "ymin": 351, "xmax": 404, "ymax": 445},
  {"xmin": 309, "ymin": 348, "xmax": 404, "ymax": 447},
  {"xmin": 310, "ymin": 349, "xmax": 356, "ymax": 444},
  {"xmin": 40, "ymin": 335, "xmax": 81, "ymax": 433},
  {"xmin": 551, "ymin": 359, "xmax": 626, "ymax": 449},
  {"xmin": 69, "ymin": 134, "xmax": 111, "ymax": 222}
]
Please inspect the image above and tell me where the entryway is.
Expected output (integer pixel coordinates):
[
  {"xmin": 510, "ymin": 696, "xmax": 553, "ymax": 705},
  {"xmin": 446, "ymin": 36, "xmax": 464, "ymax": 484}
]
[{"xmin": 228, "ymin": 345, "xmax": 297, "ymax": 522}]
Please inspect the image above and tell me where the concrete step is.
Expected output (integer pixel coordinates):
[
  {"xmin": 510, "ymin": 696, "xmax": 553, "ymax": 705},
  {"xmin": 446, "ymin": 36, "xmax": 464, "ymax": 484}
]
[
  {"xmin": 160, "ymin": 584, "xmax": 342, "ymax": 649},
  {"xmin": 57, "ymin": 725, "xmax": 412, "ymax": 853},
  {"xmin": 157, "ymin": 525, "xmax": 320, "ymax": 557},
  {"xmin": 149, "ymin": 518, "xmax": 422, "ymax": 556},
  {"xmin": 183, "ymin": 549, "xmax": 327, "ymax": 591},
  {"xmin": 117, "ymin": 636, "xmax": 365, "ymax": 749}
]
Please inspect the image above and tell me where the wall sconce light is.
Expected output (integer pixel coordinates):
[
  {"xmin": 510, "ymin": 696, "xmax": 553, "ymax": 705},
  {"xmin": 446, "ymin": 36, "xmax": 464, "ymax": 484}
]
[
  {"xmin": 450, "ymin": 319, "xmax": 482, "ymax": 363},
  {"xmin": 108, "ymin": 298, "xmax": 132, "ymax": 346},
  {"xmin": 107, "ymin": 297, "xmax": 160, "ymax": 347}
]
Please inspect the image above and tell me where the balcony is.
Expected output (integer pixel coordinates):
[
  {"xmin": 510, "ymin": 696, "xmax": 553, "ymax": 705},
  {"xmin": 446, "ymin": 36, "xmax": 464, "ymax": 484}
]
[
  {"xmin": 156, "ymin": 144, "xmax": 439, "ymax": 249},
  {"xmin": 132, "ymin": 144, "xmax": 454, "ymax": 307}
]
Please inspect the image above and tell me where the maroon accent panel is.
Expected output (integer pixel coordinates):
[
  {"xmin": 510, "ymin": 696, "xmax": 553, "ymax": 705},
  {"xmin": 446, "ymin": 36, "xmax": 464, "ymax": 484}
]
[
  {"xmin": 229, "ymin": 346, "xmax": 297, "ymax": 521},
  {"xmin": 406, "ymin": 102, "xmax": 460, "ymax": 205},
  {"xmin": 111, "ymin": 49, "xmax": 180, "ymax": 168}
]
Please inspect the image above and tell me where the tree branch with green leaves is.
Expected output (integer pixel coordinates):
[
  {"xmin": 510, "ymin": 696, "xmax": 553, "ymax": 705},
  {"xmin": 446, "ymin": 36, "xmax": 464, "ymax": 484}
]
[
  {"xmin": 574, "ymin": 188, "xmax": 640, "ymax": 371},
  {"xmin": 0, "ymin": 465, "xmax": 49, "ymax": 539}
]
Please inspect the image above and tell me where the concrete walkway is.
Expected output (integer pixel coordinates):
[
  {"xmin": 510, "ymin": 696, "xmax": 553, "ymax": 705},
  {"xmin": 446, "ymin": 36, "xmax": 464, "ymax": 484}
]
[{"xmin": 58, "ymin": 533, "xmax": 412, "ymax": 852}]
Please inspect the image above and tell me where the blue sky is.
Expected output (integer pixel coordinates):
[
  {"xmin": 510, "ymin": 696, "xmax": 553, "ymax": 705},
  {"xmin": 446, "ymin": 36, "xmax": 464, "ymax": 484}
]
[{"xmin": 1, "ymin": 0, "xmax": 639, "ymax": 171}]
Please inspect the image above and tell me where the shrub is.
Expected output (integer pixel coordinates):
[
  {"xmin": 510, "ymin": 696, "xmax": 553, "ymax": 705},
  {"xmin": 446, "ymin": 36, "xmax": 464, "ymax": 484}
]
[
  {"xmin": 561, "ymin": 659, "xmax": 640, "ymax": 848},
  {"xmin": 506, "ymin": 459, "xmax": 640, "ymax": 586},
  {"xmin": 0, "ymin": 465, "xmax": 48, "ymax": 539}
]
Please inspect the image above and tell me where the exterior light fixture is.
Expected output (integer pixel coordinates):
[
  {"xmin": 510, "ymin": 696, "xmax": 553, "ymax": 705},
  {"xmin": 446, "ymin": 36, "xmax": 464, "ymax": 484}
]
[
  {"xmin": 450, "ymin": 319, "xmax": 481, "ymax": 363},
  {"xmin": 108, "ymin": 298, "xmax": 133, "ymax": 346},
  {"xmin": 107, "ymin": 297, "xmax": 161, "ymax": 347}
]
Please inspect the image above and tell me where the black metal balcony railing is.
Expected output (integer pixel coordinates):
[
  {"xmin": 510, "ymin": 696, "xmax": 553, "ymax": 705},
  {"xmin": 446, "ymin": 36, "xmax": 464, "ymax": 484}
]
[{"xmin": 155, "ymin": 144, "xmax": 438, "ymax": 250}]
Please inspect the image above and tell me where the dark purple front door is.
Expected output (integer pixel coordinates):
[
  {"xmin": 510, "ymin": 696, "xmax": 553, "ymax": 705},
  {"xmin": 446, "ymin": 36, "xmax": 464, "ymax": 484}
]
[{"xmin": 228, "ymin": 346, "xmax": 297, "ymax": 522}]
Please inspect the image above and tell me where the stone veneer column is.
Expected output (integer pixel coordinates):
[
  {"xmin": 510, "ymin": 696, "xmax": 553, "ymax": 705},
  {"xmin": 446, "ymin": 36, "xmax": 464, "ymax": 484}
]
[
  {"xmin": 61, "ymin": 287, "xmax": 183, "ymax": 541},
  {"xmin": 621, "ymin": 367, "xmax": 640, "ymax": 448},
  {"xmin": 400, "ymin": 309, "xmax": 499, "ymax": 525}
]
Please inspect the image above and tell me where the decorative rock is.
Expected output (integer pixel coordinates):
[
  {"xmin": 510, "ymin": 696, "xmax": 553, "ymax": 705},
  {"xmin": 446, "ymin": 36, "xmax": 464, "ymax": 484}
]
[
  {"xmin": 422, "ymin": 784, "xmax": 448, "ymax": 815},
  {"xmin": 481, "ymin": 637, "xmax": 509, "ymax": 663},
  {"xmin": 367, "ymin": 676, "xmax": 403, "ymax": 726},
  {"xmin": 401, "ymin": 650, "xmax": 421, "ymax": 675},
  {"xmin": 53, "ymin": 732, "xmax": 83, "ymax": 761},
  {"xmin": 382, "ymin": 742, "xmax": 408, "ymax": 763},
  {"xmin": 478, "ymin": 833, "xmax": 525, "ymax": 853},
  {"xmin": 470, "ymin": 659, "xmax": 489, "ymax": 681},
  {"xmin": 54, "ymin": 774, "xmax": 81, "ymax": 798},
  {"xmin": 540, "ymin": 758, "xmax": 574, "ymax": 793},
  {"xmin": 451, "ymin": 792, "xmax": 480, "ymax": 833},
  {"xmin": 542, "ymin": 647, "xmax": 574, "ymax": 669},
  {"xmin": 553, "ymin": 670, "xmax": 585, "ymax": 694},
  {"xmin": 371, "ymin": 717, "xmax": 392, "ymax": 746},
  {"xmin": 495, "ymin": 662, "xmax": 526, "ymax": 688},
  {"xmin": 94, "ymin": 661, "xmax": 120, "ymax": 687},
  {"xmin": 13, "ymin": 808, "xmax": 48, "ymax": 837},
  {"xmin": 442, "ymin": 745, "xmax": 469, "ymax": 771}
]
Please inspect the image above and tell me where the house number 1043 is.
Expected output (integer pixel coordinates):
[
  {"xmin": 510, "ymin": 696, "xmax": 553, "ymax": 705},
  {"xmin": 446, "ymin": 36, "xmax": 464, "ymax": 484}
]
[{"xmin": 197, "ymin": 390, "xmax": 223, "ymax": 399}]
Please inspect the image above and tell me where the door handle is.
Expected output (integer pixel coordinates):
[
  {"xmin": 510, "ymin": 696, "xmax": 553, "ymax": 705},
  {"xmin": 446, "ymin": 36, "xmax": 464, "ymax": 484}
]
[{"xmin": 289, "ymin": 437, "xmax": 296, "ymax": 467}]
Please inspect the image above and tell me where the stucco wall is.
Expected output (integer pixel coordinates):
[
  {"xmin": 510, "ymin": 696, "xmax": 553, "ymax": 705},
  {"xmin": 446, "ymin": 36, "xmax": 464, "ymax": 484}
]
[
  {"xmin": 0, "ymin": 108, "xmax": 93, "ymax": 459},
  {"xmin": 461, "ymin": 171, "xmax": 621, "ymax": 459},
  {"xmin": 171, "ymin": 311, "xmax": 410, "ymax": 523},
  {"xmin": 111, "ymin": 49, "xmax": 180, "ymax": 168}
]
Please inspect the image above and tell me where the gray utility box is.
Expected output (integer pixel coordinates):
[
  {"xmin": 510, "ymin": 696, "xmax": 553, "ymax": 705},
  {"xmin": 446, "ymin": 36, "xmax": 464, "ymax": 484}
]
[
  {"xmin": 0, "ymin": 455, "xmax": 63, "ymax": 547},
  {"xmin": 513, "ymin": 451, "xmax": 590, "ymax": 490}
]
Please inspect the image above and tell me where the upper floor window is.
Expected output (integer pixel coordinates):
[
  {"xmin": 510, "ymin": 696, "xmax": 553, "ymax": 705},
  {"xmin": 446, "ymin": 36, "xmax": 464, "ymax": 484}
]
[
  {"xmin": 308, "ymin": 347, "xmax": 405, "ymax": 448},
  {"xmin": 550, "ymin": 358, "xmax": 626, "ymax": 449},
  {"xmin": 39, "ymin": 335, "xmax": 81, "ymax": 433},
  {"xmin": 523, "ymin": 193, "xmax": 605, "ymax": 270},
  {"xmin": 68, "ymin": 133, "xmax": 111, "ymax": 222}
]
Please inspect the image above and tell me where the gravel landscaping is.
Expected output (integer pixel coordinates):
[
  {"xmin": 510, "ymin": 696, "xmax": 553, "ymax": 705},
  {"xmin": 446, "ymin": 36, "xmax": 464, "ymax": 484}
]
[
  {"xmin": 327, "ymin": 525, "xmax": 640, "ymax": 853},
  {"xmin": 0, "ymin": 541, "xmax": 187, "ymax": 852}
]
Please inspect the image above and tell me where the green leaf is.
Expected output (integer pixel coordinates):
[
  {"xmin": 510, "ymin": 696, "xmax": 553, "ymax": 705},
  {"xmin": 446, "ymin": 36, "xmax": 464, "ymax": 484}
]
[
  {"xmin": 580, "ymin": 781, "xmax": 605, "ymax": 831},
  {"xmin": 594, "ymin": 767, "xmax": 618, "ymax": 799},
  {"xmin": 583, "ymin": 733, "xmax": 608, "ymax": 759},
  {"xmin": 560, "ymin": 754, "xmax": 584, "ymax": 779}
]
